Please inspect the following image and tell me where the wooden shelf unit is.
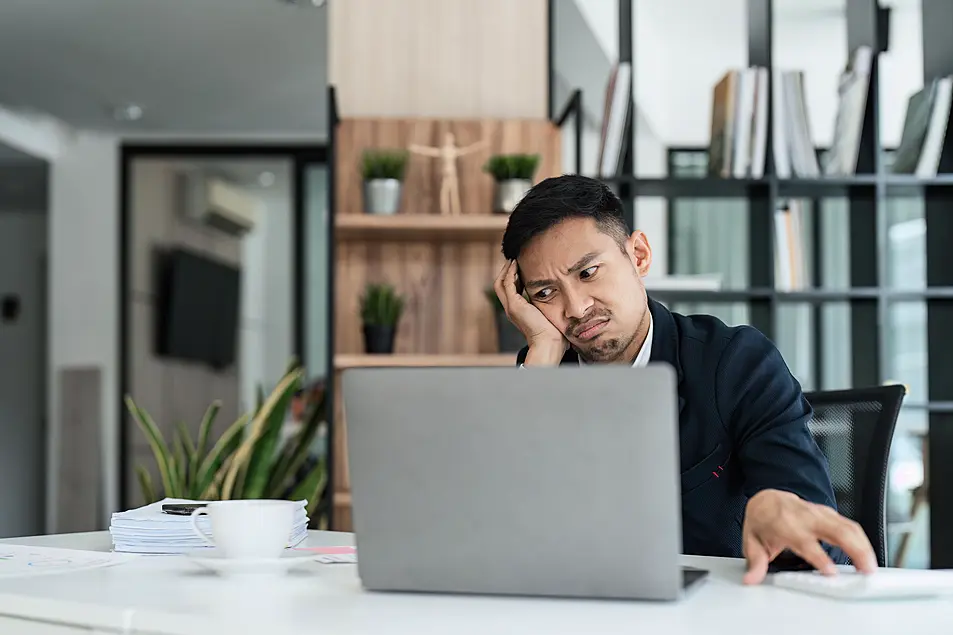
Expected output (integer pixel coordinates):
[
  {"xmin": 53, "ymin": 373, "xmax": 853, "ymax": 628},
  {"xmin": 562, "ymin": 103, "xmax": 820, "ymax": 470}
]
[
  {"xmin": 335, "ymin": 354, "xmax": 515, "ymax": 370},
  {"xmin": 329, "ymin": 115, "xmax": 560, "ymax": 531},
  {"xmin": 336, "ymin": 213, "xmax": 509, "ymax": 241}
]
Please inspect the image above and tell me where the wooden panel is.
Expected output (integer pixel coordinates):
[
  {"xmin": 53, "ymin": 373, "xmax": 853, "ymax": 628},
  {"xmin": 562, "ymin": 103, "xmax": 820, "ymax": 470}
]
[
  {"xmin": 329, "ymin": 0, "xmax": 548, "ymax": 119},
  {"xmin": 335, "ymin": 239, "xmax": 504, "ymax": 355},
  {"xmin": 335, "ymin": 354, "xmax": 515, "ymax": 369},
  {"xmin": 334, "ymin": 118, "xmax": 560, "ymax": 356},
  {"xmin": 336, "ymin": 214, "xmax": 508, "ymax": 241},
  {"xmin": 330, "ymin": 116, "xmax": 560, "ymax": 531},
  {"xmin": 335, "ymin": 118, "xmax": 560, "ymax": 217},
  {"xmin": 332, "ymin": 375, "xmax": 350, "ymax": 505}
]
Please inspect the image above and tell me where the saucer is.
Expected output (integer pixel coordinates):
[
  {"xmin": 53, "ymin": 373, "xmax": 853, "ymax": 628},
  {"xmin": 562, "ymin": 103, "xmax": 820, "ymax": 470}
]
[{"xmin": 184, "ymin": 548, "xmax": 317, "ymax": 575}]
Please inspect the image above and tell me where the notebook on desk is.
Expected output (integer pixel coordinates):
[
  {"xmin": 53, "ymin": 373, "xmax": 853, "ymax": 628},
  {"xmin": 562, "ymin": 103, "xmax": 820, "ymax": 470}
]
[{"xmin": 342, "ymin": 364, "xmax": 708, "ymax": 601}]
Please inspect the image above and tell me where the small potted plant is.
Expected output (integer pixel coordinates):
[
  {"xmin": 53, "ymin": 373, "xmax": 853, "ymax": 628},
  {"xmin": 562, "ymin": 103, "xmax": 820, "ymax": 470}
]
[
  {"xmin": 360, "ymin": 283, "xmax": 405, "ymax": 354},
  {"xmin": 484, "ymin": 288, "xmax": 527, "ymax": 353},
  {"xmin": 361, "ymin": 148, "xmax": 410, "ymax": 215},
  {"xmin": 483, "ymin": 153, "xmax": 541, "ymax": 214}
]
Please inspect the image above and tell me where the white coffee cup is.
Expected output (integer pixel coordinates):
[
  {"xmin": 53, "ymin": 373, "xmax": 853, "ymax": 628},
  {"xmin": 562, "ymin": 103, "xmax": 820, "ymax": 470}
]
[{"xmin": 190, "ymin": 500, "xmax": 297, "ymax": 559}]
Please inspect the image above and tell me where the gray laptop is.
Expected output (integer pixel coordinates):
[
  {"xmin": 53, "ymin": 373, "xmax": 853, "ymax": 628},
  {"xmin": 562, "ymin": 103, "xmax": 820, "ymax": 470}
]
[{"xmin": 341, "ymin": 363, "xmax": 708, "ymax": 601}]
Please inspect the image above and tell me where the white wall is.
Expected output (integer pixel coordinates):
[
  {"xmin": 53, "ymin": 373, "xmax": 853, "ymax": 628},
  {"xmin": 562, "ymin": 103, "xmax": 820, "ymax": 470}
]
[
  {"xmin": 0, "ymin": 208, "xmax": 47, "ymax": 537},
  {"xmin": 240, "ymin": 186, "xmax": 294, "ymax": 413},
  {"xmin": 1, "ymin": 108, "xmax": 121, "ymax": 531},
  {"xmin": 48, "ymin": 132, "xmax": 119, "ymax": 531}
]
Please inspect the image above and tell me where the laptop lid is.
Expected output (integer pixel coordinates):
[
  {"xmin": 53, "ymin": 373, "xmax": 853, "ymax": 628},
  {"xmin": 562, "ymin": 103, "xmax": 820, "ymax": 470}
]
[{"xmin": 342, "ymin": 364, "xmax": 683, "ymax": 600}]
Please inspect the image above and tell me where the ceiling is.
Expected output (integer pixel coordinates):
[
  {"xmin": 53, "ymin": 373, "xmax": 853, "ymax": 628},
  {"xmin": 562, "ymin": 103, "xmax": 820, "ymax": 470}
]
[{"xmin": 0, "ymin": 0, "xmax": 327, "ymax": 137}]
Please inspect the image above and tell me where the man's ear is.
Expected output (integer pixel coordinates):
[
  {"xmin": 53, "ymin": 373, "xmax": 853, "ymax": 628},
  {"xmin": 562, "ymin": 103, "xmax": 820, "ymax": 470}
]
[{"xmin": 626, "ymin": 230, "xmax": 652, "ymax": 276}]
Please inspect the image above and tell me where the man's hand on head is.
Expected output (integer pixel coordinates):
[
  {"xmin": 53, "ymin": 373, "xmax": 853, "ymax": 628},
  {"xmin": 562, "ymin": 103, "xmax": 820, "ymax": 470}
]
[
  {"xmin": 493, "ymin": 260, "xmax": 567, "ymax": 365},
  {"xmin": 741, "ymin": 489, "xmax": 877, "ymax": 585}
]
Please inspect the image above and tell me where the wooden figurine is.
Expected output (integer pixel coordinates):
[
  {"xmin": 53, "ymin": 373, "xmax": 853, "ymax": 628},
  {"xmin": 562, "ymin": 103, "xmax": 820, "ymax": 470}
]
[{"xmin": 409, "ymin": 133, "xmax": 486, "ymax": 216}]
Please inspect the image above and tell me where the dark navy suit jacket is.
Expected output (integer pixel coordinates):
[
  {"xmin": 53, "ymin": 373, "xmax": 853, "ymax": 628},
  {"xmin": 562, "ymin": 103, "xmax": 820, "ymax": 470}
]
[{"xmin": 516, "ymin": 296, "xmax": 847, "ymax": 563}]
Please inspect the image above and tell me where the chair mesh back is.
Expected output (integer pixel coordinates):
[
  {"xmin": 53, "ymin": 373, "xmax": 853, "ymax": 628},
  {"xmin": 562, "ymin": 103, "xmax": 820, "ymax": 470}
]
[
  {"xmin": 804, "ymin": 386, "xmax": 904, "ymax": 568},
  {"xmin": 807, "ymin": 401, "xmax": 881, "ymax": 526}
]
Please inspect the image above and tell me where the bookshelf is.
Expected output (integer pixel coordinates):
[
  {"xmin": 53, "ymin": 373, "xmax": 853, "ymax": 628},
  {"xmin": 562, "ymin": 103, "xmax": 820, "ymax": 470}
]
[{"xmin": 597, "ymin": 0, "xmax": 953, "ymax": 569}]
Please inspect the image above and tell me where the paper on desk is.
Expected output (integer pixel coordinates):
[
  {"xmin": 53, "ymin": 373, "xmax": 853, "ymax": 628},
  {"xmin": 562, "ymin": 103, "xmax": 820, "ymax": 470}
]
[
  {"xmin": 292, "ymin": 546, "xmax": 356, "ymax": 564},
  {"xmin": 0, "ymin": 544, "xmax": 138, "ymax": 578}
]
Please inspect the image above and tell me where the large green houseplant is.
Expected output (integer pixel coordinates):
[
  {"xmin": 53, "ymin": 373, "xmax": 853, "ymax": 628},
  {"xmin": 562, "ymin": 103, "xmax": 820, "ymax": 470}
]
[{"xmin": 125, "ymin": 363, "xmax": 327, "ymax": 519}]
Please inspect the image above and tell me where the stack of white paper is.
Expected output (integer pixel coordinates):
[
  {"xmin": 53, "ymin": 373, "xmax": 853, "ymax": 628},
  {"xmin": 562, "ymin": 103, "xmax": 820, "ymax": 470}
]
[{"xmin": 109, "ymin": 498, "xmax": 309, "ymax": 554}]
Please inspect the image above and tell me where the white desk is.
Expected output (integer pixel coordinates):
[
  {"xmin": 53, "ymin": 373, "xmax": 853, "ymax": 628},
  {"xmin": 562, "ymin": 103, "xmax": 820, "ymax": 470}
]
[{"xmin": 0, "ymin": 531, "xmax": 949, "ymax": 634}]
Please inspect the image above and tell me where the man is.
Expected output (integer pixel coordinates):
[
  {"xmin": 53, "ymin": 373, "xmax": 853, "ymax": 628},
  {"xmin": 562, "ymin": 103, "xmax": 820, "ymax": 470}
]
[{"xmin": 493, "ymin": 174, "xmax": 877, "ymax": 585}]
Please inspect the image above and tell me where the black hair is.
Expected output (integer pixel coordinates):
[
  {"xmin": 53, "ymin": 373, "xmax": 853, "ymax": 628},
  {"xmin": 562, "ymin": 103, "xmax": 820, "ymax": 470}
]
[{"xmin": 501, "ymin": 174, "xmax": 630, "ymax": 261}]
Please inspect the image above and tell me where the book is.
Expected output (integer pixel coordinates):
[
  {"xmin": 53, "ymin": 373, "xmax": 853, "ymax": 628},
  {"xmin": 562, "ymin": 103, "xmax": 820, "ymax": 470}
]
[{"xmin": 824, "ymin": 46, "xmax": 873, "ymax": 176}]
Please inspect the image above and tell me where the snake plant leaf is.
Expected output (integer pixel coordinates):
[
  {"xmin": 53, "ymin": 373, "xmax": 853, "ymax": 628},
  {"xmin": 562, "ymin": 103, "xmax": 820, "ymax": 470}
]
[
  {"xmin": 194, "ymin": 413, "xmax": 248, "ymax": 500},
  {"xmin": 135, "ymin": 465, "xmax": 157, "ymax": 505},
  {"xmin": 173, "ymin": 426, "xmax": 189, "ymax": 495},
  {"xmin": 266, "ymin": 393, "xmax": 326, "ymax": 499},
  {"xmin": 125, "ymin": 396, "xmax": 176, "ymax": 500},
  {"xmin": 193, "ymin": 401, "xmax": 219, "ymax": 475},
  {"xmin": 240, "ymin": 368, "xmax": 303, "ymax": 499},
  {"xmin": 221, "ymin": 367, "xmax": 302, "ymax": 499},
  {"xmin": 177, "ymin": 420, "xmax": 196, "ymax": 458},
  {"xmin": 265, "ymin": 439, "xmax": 298, "ymax": 499},
  {"xmin": 289, "ymin": 457, "xmax": 327, "ymax": 518},
  {"xmin": 202, "ymin": 453, "xmax": 234, "ymax": 500}
]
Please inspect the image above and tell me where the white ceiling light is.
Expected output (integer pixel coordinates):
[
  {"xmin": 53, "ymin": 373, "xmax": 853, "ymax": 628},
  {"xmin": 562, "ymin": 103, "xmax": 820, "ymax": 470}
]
[
  {"xmin": 112, "ymin": 103, "xmax": 144, "ymax": 122},
  {"xmin": 258, "ymin": 171, "xmax": 276, "ymax": 187}
]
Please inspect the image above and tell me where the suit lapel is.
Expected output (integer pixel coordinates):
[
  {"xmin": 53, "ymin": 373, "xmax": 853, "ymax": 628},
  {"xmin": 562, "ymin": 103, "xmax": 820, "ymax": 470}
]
[{"xmin": 647, "ymin": 297, "xmax": 686, "ymax": 414}]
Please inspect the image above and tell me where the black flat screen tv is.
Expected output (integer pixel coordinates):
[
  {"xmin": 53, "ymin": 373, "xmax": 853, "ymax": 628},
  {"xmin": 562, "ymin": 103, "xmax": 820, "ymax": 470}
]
[{"xmin": 155, "ymin": 247, "xmax": 241, "ymax": 370}]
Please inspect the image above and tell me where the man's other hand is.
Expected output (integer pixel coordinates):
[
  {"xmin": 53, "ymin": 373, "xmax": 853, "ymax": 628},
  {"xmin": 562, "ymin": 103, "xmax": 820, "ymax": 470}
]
[{"xmin": 741, "ymin": 489, "xmax": 878, "ymax": 585}]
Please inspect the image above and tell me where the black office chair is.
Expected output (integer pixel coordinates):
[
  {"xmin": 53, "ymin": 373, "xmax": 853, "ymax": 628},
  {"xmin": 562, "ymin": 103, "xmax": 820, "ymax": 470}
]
[{"xmin": 803, "ymin": 384, "xmax": 906, "ymax": 567}]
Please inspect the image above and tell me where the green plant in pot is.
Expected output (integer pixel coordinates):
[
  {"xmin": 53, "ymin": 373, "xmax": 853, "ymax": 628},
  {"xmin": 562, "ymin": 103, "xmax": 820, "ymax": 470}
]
[
  {"xmin": 483, "ymin": 153, "xmax": 541, "ymax": 214},
  {"xmin": 125, "ymin": 362, "xmax": 328, "ymax": 524},
  {"xmin": 484, "ymin": 287, "xmax": 528, "ymax": 353},
  {"xmin": 360, "ymin": 283, "xmax": 405, "ymax": 354},
  {"xmin": 361, "ymin": 148, "xmax": 410, "ymax": 215}
]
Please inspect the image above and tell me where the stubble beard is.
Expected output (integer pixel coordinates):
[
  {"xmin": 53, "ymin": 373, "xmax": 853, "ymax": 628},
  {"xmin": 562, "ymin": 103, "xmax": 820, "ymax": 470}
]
[{"xmin": 576, "ymin": 331, "xmax": 637, "ymax": 363}]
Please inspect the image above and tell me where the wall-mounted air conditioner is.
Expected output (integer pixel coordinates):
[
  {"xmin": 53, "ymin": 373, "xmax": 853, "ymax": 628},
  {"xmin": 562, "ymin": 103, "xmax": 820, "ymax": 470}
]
[{"xmin": 178, "ymin": 173, "xmax": 261, "ymax": 237}]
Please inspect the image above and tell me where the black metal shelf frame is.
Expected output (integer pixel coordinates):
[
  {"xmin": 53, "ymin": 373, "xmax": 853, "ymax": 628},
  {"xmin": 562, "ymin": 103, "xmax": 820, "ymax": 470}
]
[{"xmin": 606, "ymin": 0, "xmax": 953, "ymax": 568}]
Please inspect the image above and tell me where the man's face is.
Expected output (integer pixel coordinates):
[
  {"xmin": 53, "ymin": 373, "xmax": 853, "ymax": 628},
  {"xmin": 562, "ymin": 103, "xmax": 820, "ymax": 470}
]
[{"xmin": 517, "ymin": 217, "xmax": 652, "ymax": 363}]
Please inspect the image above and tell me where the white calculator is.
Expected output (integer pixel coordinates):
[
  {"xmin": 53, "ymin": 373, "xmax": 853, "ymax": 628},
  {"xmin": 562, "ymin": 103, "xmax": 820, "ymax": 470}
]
[{"xmin": 770, "ymin": 569, "xmax": 953, "ymax": 600}]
